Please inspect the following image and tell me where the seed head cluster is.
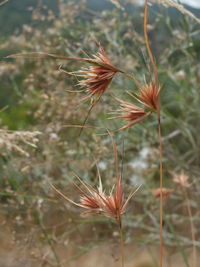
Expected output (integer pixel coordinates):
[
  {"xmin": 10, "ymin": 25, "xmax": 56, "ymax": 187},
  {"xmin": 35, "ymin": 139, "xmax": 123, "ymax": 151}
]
[{"xmin": 75, "ymin": 46, "xmax": 122, "ymax": 99}]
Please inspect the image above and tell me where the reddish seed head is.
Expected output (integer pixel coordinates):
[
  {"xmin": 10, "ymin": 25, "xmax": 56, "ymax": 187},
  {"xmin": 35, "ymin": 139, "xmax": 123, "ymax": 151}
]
[
  {"xmin": 80, "ymin": 194, "xmax": 101, "ymax": 209},
  {"xmin": 78, "ymin": 178, "xmax": 133, "ymax": 221},
  {"xmin": 51, "ymin": 174, "xmax": 140, "ymax": 222},
  {"xmin": 100, "ymin": 180, "xmax": 125, "ymax": 220},
  {"xmin": 80, "ymin": 178, "xmax": 140, "ymax": 221},
  {"xmin": 136, "ymin": 81, "xmax": 161, "ymax": 111},
  {"xmin": 76, "ymin": 46, "xmax": 122, "ymax": 99},
  {"xmin": 152, "ymin": 188, "xmax": 173, "ymax": 198},
  {"xmin": 51, "ymin": 132, "xmax": 141, "ymax": 222},
  {"xmin": 111, "ymin": 97, "xmax": 150, "ymax": 131}
]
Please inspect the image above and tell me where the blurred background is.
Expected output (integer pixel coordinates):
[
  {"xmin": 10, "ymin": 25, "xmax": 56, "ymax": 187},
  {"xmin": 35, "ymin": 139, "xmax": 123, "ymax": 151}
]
[{"xmin": 0, "ymin": 0, "xmax": 200, "ymax": 266}]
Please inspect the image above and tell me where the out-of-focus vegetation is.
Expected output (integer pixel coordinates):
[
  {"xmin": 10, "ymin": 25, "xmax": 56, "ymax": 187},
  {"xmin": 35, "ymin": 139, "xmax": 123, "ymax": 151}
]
[{"xmin": 0, "ymin": 0, "xmax": 200, "ymax": 266}]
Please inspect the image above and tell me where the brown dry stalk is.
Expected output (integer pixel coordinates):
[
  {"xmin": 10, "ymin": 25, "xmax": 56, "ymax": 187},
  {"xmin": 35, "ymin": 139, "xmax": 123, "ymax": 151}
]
[
  {"xmin": 144, "ymin": 1, "xmax": 163, "ymax": 266},
  {"xmin": 144, "ymin": 0, "xmax": 158, "ymax": 85}
]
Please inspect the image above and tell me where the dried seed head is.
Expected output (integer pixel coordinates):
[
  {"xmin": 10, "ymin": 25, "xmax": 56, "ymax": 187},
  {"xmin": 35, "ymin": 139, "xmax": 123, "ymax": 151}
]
[
  {"xmin": 51, "ymin": 132, "xmax": 141, "ymax": 222},
  {"xmin": 135, "ymin": 81, "xmax": 161, "ymax": 111},
  {"xmin": 173, "ymin": 171, "xmax": 191, "ymax": 188},
  {"xmin": 74, "ymin": 46, "xmax": 122, "ymax": 99},
  {"xmin": 51, "ymin": 174, "xmax": 140, "ymax": 222},
  {"xmin": 8, "ymin": 45, "xmax": 121, "ymax": 100},
  {"xmin": 111, "ymin": 97, "xmax": 150, "ymax": 131},
  {"xmin": 152, "ymin": 188, "xmax": 173, "ymax": 198},
  {"xmin": 100, "ymin": 179, "xmax": 125, "ymax": 220}
]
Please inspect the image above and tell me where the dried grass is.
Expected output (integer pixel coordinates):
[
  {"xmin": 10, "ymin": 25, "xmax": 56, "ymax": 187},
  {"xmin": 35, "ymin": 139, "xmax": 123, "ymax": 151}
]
[
  {"xmin": 161, "ymin": 0, "xmax": 200, "ymax": 24},
  {"xmin": 0, "ymin": 130, "xmax": 41, "ymax": 157}
]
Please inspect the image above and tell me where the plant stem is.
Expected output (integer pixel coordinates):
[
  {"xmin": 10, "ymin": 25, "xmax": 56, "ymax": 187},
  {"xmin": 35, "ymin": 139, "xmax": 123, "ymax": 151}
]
[
  {"xmin": 118, "ymin": 219, "xmax": 124, "ymax": 267},
  {"xmin": 182, "ymin": 187, "xmax": 196, "ymax": 267},
  {"xmin": 158, "ymin": 110, "xmax": 163, "ymax": 267},
  {"xmin": 37, "ymin": 211, "xmax": 62, "ymax": 267},
  {"xmin": 123, "ymin": 72, "xmax": 142, "ymax": 88}
]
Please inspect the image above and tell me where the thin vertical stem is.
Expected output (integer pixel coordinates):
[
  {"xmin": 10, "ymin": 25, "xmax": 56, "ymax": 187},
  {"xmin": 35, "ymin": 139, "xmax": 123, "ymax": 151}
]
[
  {"xmin": 37, "ymin": 211, "xmax": 62, "ymax": 267},
  {"xmin": 78, "ymin": 93, "xmax": 102, "ymax": 137},
  {"xmin": 144, "ymin": 1, "xmax": 163, "ymax": 265},
  {"xmin": 123, "ymin": 72, "xmax": 142, "ymax": 88},
  {"xmin": 182, "ymin": 187, "xmax": 196, "ymax": 267},
  {"xmin": 144, "ymin": 0, "xmax": 158, "ymax": 86},
  {"xmin": 158, "ymin": 110, "xmax": 163, "ymax": 267},
  {"xmin": 118, "ymin": 219, "xmax": 124, "ymax": 267}
]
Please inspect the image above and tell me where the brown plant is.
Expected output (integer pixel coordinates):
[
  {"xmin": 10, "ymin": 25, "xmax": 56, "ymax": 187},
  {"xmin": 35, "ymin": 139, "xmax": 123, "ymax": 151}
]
[
  {"xmin": 50, "ymin": 133, "xmax": 141, "ymax": 267},
  {"xmin": 51, "ymin": 171, "xmax": 140, "ymax": 222},
  {"xmin": 74, "ymin": 45, "xmax": 123, "ymax": 99},
  {"xmin": 134, "ymin": 81, "xmax": 161, "ymax": 111},
  {"xmin": 111, "ymin": 97, "xmax": 150, "ymax": 131}
]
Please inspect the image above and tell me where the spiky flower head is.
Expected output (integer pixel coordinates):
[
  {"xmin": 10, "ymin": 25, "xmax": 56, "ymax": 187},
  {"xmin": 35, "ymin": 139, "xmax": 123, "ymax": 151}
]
[
  {"xmin": 111, "ymin": 97, "xmax": 150, "ymax": 131},
  {"xmin": 51, "ymin": 174, "xmax": 140, "ymax": 222},
  {"xmin": 8, "ymin": 44, "xmax": 121, "ymax": 100},
  {"xmin": 134, "ymin": 81, "xmax": 161, "ymax": 111},
  {"xmin": 101, "ymin": 179, "xmax": 139, "ymax": 221},
  {"xmin": 72, "ymin": 45, "xmax": 123, "ymax": 99}
]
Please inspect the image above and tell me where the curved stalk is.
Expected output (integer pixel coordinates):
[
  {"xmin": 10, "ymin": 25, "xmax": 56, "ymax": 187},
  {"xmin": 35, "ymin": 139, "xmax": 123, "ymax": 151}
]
[{"xmin": 143, "ymin": 1, "xmax": 163, "ymax": 265}]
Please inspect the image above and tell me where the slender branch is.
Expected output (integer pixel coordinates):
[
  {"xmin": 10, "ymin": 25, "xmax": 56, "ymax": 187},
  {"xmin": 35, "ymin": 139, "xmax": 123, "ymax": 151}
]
[
  {"xmin": 122, "ymin": 72, "xmax": 142, "ymax": 88},
  {"xmin": 143, "ymin": 1, "xmax": 163, "ymax": 265},
  {"xmin": 144, "ymin": 0, "xmax": 158, "ymax": 86},
  {"xmin": 158, "ymin": 110, "xmax": 163, "ymax": 267},
  {"xmin": 78, "ymin": 94, "xmax": 102, "ymax": 137}
]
